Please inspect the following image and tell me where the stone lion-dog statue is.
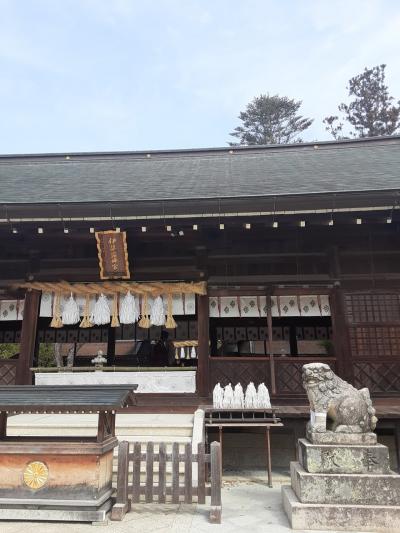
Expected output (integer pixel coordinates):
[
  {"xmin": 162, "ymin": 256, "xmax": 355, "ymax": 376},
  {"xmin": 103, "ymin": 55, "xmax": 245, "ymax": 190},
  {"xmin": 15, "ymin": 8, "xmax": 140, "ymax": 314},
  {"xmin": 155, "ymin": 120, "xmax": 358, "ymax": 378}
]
[{"xmin": 302, "ymin": 362, "xmax": 377, "ymax": 434}]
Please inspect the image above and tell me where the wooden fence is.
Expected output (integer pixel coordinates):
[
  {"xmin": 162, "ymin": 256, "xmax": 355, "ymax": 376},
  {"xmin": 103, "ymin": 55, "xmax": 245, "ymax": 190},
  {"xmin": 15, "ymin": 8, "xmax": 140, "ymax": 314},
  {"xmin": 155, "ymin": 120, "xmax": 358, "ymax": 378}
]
[{"xmin": 111, "ymin": 440, "xmax": 222, "ymax": 524}]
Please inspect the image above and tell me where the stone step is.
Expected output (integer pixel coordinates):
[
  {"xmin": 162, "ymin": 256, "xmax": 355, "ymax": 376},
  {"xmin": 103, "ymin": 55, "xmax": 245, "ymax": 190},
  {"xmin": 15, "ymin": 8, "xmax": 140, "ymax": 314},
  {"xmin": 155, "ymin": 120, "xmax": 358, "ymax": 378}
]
[
  {"xmin": 298, "ymin": 438, "xmax": 390, "ymax": 474},
  {"xmin": 114, "ymin": 437, "xmax": 192, "ymax": 449},
  {"xmin": 282, "ymin": 485, "xmax": 400, "ymax": 532},
  {"xmin": 291, "ymin": 461, "xmax": 400, "ymax": 506},
  {"xmin": 6, "ymin": 413, "xmax": 194, "ymax": 438}
]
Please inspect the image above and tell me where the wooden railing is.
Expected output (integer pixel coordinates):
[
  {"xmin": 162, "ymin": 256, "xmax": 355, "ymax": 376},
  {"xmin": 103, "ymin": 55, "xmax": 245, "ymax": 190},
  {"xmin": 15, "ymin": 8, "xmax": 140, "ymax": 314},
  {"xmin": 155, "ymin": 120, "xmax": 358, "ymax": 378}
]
[{"xmin": 111, "ymin": 440, "xmax": 222, "ymax": 524}]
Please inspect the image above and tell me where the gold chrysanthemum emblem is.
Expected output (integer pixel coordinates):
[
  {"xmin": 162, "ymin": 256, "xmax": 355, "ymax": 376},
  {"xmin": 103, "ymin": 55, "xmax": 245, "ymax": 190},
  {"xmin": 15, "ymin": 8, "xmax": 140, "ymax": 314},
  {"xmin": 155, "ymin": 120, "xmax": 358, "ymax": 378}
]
[{"xmin": 23, "ymin": 461, "xmax": 49, "ymax": 489}]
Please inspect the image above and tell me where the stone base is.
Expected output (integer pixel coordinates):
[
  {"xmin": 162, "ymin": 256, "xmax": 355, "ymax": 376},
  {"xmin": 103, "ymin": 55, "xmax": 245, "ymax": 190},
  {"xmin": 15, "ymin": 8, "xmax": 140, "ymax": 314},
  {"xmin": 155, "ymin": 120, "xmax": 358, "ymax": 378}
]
[
  {"xmin": 306, "ymin": 427, "xmax": 377, "ymax": 445},
  {"xmin": 291, "ymin": 461, "xmax": 400, "ymax": 505},
  {"xmin": 0, "ymin": 500, "xmax": 111, "ymax": 523},
  {"xmin": 298, "ymin": 438, "xmax": 390, "ymax": 474},
  {"xmin": 282, "ymin": 485, "xmax": 400, "ymax": 532}
]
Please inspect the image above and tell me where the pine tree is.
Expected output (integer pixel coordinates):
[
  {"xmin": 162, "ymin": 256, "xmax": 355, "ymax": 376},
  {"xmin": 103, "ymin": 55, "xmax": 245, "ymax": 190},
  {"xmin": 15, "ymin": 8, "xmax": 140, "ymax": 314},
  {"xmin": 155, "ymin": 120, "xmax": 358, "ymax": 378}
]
[
  {"xmin": 324, "ymin": 64, "xmax": 400, "ymax": 139},
  {"xmin": 229, "ymin": 94, "xmax": 313, "ymax": 145}
]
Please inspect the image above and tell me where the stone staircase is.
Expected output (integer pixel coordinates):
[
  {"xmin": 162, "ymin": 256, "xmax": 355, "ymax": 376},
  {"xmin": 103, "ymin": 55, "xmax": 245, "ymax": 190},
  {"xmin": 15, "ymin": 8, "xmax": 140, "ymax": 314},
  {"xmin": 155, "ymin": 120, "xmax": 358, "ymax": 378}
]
[{"xmin": 7, "ymin": 410, "xmax": 204, "ymax": 486}]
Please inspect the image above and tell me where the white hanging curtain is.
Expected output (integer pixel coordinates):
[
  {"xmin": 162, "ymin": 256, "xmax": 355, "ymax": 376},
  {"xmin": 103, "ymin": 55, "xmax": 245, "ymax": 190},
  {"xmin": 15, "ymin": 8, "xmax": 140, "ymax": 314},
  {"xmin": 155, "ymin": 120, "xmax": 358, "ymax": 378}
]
[
  {"xmin": 278, "ymin": 296, "xmax": 300, "ymax": 317},
  {"xmin": 320, "ymin": 295, "xmax": 331, "ymax": 316},
  {"xmin": 239, "ymin": 296, "xmax": 260, "ymax": 317},
  {"xmin": 299, "ymin": 295, "xmax": 320, "ymax": 316},
  {"xmin": 209, "ymin": 297, "xmax": 220, "ymax": 317},
  {"xmin": 219, "ymin": 297, "xmax": 240, "ymax": 317}
]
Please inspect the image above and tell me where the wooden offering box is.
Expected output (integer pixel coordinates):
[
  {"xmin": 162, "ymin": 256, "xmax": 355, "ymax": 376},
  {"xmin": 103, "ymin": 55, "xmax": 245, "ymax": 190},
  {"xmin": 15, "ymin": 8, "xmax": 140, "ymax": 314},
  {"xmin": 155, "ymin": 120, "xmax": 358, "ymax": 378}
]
[{"xmin": 0, "ymin": 385, "xmax": 137, "ymax": 524}]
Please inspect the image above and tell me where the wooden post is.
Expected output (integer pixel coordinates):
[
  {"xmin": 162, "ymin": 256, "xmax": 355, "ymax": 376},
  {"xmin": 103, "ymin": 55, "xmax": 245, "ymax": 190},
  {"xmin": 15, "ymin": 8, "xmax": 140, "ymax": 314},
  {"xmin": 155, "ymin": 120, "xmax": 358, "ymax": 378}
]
[
  {"xmin": 266, "ymin": 294, "xmax": 276, "ymax": 395},
  {"xmin": 106, "ymin": 326, "xmax": 116, "ymax": 366},
  {"xmin": 330, "ymin": 287, "xmax": 352, "ymax": 382},
  {"xmin": 158, "ymin": 442, "xmax": 167, "ymax": 503},
  {"xmin": 0, "ymin": 412, "xmax": 7, "ymax": 439},
  {"xmin": 145, "ymin": 442, "xmax": 154, "ymax": 503},
  {"xmin": 394, "ymin": 422, "xmax": 400, "ymax": 474},
  {"xmin": 111, "ymin": 440, "xmax": 130, "ymax": 521},
  {"xmin": 210, "ymin": 441, "xmax": 222, "ymax": 524},
  {"xmin": 197, "ymin": 442, "xmax": 206, "ymax": 504},
  {"xmin": 197, "ymin": 294, "xmax": 210, "ymax": 397},
  {"xmin": 265, "ymin": 426, "xmax": 272, "ymax": 488},
  {"xmin": 184, "ymin": 442, "xmax": 192, "ymax": 503},
  {"xmin": 171, "ymin": 442, "xmax": 180, "ymax": 504},
  {"xmin": 16, "ymin": 289, "xmax": 41, "ymax": 385},
  {"xmin": 132, "ymin": 442, "xmax": 141, "ymax": 503}
]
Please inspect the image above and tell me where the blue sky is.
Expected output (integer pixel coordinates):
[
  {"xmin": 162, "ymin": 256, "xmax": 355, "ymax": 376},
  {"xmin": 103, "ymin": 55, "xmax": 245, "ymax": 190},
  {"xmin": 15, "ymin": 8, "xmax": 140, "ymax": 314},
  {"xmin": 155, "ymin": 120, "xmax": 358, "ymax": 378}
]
[{"xmin": 1, "ymin": 0, "xmax": 400, "ymax": 153}]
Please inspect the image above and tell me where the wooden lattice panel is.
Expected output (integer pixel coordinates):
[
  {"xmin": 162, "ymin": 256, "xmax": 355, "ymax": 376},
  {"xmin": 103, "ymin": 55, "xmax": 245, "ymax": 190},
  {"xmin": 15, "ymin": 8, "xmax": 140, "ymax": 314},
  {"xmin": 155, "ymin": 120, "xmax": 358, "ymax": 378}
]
[
  {"xmin": 345, "ymin": 293, "xmax": 400, "ymax": 324},
  {"xmin": 349, "ymin": 326, "xmax": 400, "ymax": 357},
  {"xmin": 0, "ymin": 361, "xmax": 17, "ymax": 385},
  {"xmin": 210, "ymin": 359, "xmax": 270, "ymax": 389},
  {"xmin": 353, "ymin": 362, "xmax": 400, "ymax": 393},
  {"xmin": 275, "ymin": 359, "xmax": 337, "ymax": 395},
  {"xmin": 275, "ymin": 361, "xmax": 305, "ymax": 394},
  {"xmin": 38, "ymin": 326, "xmax": 109, "ymax": 344}
]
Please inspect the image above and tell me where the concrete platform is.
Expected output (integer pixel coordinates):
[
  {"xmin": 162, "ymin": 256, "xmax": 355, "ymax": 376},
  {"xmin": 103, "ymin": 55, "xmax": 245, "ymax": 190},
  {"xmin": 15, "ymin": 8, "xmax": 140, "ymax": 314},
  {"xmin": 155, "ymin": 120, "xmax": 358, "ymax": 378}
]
[
  {"xmin": 0, "ymin": 483, "xmax": 297, "ymax": 533},
  {"xmin": 282, "ymin": 484, "xmax": 400, "ymax": 532},
  {"xmin": 291, "ymin": 461, "xmax": 400, "ymax": 505},
  {"xmin": 0, "ymin": 500, "xmax": 111, "ymax": 524},
  {"xmin": 298, "ymin": 438, "xmax": 390, "ymax": 474}
]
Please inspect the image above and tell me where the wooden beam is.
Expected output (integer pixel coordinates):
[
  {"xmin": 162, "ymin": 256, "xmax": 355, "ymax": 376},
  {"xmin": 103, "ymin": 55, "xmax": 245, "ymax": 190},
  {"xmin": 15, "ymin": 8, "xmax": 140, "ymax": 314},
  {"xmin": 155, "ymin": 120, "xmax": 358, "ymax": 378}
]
[
  {"xmin": 196, "ymin": 294, "xmax": 210, "ymax": 397},
  {"xmin": 16, "ymin": 289, "xmax": 41, "ymax": 385}
]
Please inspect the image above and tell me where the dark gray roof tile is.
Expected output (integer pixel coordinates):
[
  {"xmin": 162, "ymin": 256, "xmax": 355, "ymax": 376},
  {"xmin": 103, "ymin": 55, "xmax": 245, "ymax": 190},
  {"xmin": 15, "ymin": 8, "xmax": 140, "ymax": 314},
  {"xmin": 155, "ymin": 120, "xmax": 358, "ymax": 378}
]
[{"xmin": 0, "ymin": 137, "xmax": 399, "ymax": 204}]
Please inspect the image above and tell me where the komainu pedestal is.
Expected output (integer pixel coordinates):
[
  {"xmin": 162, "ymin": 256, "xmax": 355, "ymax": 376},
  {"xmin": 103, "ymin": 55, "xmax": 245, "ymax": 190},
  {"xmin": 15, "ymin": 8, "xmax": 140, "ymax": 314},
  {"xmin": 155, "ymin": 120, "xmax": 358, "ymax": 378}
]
[{"xmin": 282, "ymin": 363, "xmax": 400, "ymax": 532}]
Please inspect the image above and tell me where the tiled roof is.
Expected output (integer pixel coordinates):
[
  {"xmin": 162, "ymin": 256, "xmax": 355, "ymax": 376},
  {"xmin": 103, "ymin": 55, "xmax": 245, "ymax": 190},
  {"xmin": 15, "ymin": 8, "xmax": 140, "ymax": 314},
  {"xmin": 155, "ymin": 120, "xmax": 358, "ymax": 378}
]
[{"xmin": 0, "ymin": 136, "xmax": 399, "ymax": 204}]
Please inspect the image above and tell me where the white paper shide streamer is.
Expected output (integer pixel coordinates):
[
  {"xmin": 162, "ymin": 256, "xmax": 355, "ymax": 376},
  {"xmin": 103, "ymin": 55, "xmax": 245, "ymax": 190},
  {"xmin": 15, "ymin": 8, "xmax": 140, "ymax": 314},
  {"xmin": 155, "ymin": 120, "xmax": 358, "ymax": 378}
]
[
  {"xmin": 222, "ymin": 383, "xmax": 234, "ymax": 408},
  {"xmin": 150, "ymin": 296, "xmax": 165, "ymax": 326},
  {"xmin": 190, "ymin": 346, "xmax": 197, "ymax": 359},
  {"xmin": 233, "ymin": 383, "xmax": 244, "ymax": 408},
  {"xmin": 119, "ymin": 291, "xmax": 139, "ymax": 324},
  {"xmin": 257, "ymin": 383, "xmax": 271, "ymax": 408},
  {"xmin": 213, "ymin": 381, "xmax": 271, "ymax": 410},
  {"xmin": 213, "ymin": 383, "xmax": 224, "ymax": 409},
  {"xmin": 90, "ymin": 294, "xmax": 111, "ymax": 325},
  {"xmin": 244, "ymin": 382, "xmax": 257, "ymax": 409},
  {"xmin": 62, "ymin": 293, "xmax": 80, "ymax": 325}
]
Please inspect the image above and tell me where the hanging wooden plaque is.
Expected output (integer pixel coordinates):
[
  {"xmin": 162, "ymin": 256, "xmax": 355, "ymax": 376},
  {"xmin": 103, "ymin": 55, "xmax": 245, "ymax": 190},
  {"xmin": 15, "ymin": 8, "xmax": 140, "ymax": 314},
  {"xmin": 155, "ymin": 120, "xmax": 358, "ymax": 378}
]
[{"xmin": 95, "ymin": 230, "xmax": 130, "ymax": 279}]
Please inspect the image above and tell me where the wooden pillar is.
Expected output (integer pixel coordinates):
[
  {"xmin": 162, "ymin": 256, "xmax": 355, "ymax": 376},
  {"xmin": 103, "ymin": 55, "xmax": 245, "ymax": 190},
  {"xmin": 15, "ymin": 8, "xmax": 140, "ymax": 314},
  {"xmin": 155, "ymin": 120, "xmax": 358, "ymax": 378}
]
[
  {"xmin": 266, "ymin": 294, "xmax": 276, "ymax": 395},
  {"xmin": 16, "ymin": 289, "xmax": 41, "ymax": 385},
  {"xmin": 330, "ymin": 287, "xmax": 352, "ymax": 382},
  {"xmin": 197, "ymin": 294, "xmax": 210, "ymax": 397},
  {"xmin": 107, "ymin": 326, "xmax": 116, "ymax": 366}
]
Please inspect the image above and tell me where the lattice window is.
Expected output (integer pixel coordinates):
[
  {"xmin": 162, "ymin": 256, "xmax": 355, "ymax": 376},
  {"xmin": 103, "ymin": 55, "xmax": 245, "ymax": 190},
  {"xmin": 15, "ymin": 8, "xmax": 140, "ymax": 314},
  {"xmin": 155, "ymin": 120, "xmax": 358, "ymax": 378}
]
[
  {"xmin": 0, "ymin": 362, "xmax": 17, "ymax": 386},
  {"xmin": 210, "ymin": 360, "xmax": 270, "ymax": 388},
  {"xmin": 353, "ymin": 362, "xmax": 400, "ymax": 393},
  {"xmin": 275, "ymin": 362, "xmax": 304, "ymax": 394},
  {"xmin": 349, "ymin": 326, "xmax": 400, "ymax": 357},
  {"xmin": 345, "ymin": 293, "xmax": 400, "ymax": 324}
]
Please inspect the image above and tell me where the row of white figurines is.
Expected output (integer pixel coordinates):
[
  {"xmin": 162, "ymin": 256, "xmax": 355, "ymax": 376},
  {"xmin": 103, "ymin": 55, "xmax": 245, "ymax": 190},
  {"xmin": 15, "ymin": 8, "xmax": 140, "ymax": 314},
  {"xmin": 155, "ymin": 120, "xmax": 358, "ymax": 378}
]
[{"xmin": 212, "ymin": 382, "xmax": 271, "ymax": 409}]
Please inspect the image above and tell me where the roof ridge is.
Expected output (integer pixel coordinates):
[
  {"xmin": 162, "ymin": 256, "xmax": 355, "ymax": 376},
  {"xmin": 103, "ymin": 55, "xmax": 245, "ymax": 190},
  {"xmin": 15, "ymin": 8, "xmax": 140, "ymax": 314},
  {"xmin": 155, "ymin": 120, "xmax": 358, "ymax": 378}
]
[{"xmin": 0, "ymin": 135, "xmax": 399, "ymax": 161}]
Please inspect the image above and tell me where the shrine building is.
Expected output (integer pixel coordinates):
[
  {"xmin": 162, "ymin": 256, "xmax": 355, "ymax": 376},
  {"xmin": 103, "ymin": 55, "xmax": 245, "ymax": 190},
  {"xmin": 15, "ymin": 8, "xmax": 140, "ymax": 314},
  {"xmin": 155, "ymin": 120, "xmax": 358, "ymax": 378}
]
[{"xmin": 1, "ymin": 135, "xmax": 400, "ymax": 456}]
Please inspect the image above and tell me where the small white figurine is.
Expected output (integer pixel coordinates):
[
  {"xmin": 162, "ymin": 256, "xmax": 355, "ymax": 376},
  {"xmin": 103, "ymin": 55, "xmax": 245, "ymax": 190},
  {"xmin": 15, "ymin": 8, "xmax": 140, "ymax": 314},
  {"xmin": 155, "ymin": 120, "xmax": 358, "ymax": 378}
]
[
  {"xmin": 244, "ymin": 382, "xmax": 257, "ymax": 409},
  {"xmin": 213, "ymin": 383, "xmax": 224, "ymax": 409},
  {"xmin": 222, "ymin": 383, "xmax": 234, "ymax": 409},
  {"xmin": 257, "ymin": 383, "xmax": 271, "ymax": 408},
  {"xmin": 233, "ymin": 383, "xmax": 244, "ymax": 408}
]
